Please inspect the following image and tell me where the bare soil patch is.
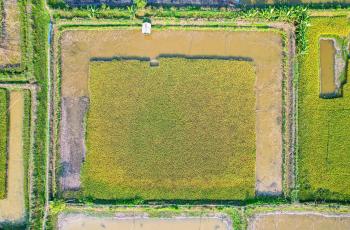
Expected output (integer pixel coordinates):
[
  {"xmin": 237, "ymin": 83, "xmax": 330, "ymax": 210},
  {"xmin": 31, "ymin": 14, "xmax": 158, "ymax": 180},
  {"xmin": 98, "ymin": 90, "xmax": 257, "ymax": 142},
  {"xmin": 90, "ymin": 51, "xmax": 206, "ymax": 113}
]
[
  {"xmin": 59, "ymin": 29, "xmax": 284, "ymax": 195},
  {"xmin": 0, "ymin": 0, "xmax": 21, "ymax": 68},
  {"xmin": 58, "ymin": 213, "xmax": 231, "ymax": 230},
  {"xmin": 0, "ymin": 91, "xmax": 25, "ymax": 222},
  {"xmin": 60, "ymin": 97, "xmax": 89, "ymax": 191},
  {"xmin": 248, "ymin": 212, "xmax": 350, "ymax": 230}
]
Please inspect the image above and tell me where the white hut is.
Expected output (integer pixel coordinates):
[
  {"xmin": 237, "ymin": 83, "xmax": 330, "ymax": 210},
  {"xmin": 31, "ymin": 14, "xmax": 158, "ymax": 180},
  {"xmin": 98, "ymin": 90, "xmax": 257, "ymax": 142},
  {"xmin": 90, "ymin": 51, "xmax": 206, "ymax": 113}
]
[{"xmin": 142, "ymin": 22, "xmax": 151, "ymax": 35}]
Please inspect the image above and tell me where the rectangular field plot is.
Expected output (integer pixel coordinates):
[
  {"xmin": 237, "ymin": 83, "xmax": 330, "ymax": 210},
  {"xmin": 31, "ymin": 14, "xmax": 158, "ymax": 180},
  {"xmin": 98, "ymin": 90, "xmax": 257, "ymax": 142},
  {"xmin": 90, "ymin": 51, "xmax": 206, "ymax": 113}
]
[
  {"xmin": 58, "ymin": 213, "xmax": 231, "ymax": 230},
  {"xmin": 0, "ymin": 89, "xmax": 32, "ymax": 227},
  {"xmin": 298, "ymin": 16, "xmax": 350, "ymax": 200},
  {"xmin": 0, "ymin": 0, "xmax": 21, "ymax": 68},
  {"xmin": 59, "ymin": 29, "xmax": 284, "ymax": 196},
  {"xmin": 0, "ymin": 90, "xmax": 25, "ymax": 223},
  {"xmin": 319, "ymin": 39, "xmax": 337, "ymax": 96},
  {"xmin": 248, "ymin": 212, "xmax": 350, "ymax": 230},
  {"xmin": 82, "ymin": 58, "xmax": 256, "ymax": 200}
]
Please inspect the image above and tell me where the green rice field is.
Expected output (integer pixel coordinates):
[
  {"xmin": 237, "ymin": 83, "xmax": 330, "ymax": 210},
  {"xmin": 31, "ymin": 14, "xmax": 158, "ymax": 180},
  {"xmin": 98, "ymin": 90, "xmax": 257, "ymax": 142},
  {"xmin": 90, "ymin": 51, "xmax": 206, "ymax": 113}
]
[
  {"xmin": 82, "ymin": 58, "xmax": 256, "ymax": 200},
  {"xmin": 298, "ymin": 16, "xmax": 350, "ymax": 201}
]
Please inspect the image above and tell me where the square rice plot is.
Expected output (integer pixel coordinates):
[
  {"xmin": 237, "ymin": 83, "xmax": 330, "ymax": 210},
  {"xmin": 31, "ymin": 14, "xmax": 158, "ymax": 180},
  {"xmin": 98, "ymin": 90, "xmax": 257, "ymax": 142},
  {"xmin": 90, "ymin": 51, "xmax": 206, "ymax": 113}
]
[{"xmin": 82, "ymin": 58, "xmax": 256, "ymax": 200}]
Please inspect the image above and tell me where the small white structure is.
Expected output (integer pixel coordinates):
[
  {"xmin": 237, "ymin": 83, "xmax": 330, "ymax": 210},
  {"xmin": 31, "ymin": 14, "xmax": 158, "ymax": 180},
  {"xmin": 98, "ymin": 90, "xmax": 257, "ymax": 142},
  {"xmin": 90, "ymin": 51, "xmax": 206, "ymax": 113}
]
[{"xmin": 142, "ymin": 22, "xmax": 151, "ymax": 35}]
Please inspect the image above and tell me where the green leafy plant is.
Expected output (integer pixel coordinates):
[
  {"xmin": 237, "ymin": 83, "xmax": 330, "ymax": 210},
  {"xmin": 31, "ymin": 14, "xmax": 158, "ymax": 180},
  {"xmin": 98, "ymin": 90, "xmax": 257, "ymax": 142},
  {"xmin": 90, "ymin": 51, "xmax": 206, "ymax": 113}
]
[
  {"xmin": 134, "ymin": 0, "xmax": 147, "ymax": 10},
  {"xmin": 127, "ymin": 5, "xmax": 136, "ymax": 19}
]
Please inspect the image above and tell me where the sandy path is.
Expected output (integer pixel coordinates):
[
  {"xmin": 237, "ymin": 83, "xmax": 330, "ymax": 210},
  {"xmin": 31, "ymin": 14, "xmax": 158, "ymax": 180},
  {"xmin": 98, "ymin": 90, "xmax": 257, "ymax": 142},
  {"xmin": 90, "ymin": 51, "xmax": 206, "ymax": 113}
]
[
  {"xmin": 0, "ymin": 91, "xmax": 25, "ymax": 221},
  {"xmin": 248, "ymin": 212, "xmax": 350, "ymax": 230},
  {"xmin": 0, "ymin": 0, "xmax": 21, "ymax": 67},
  {"xmin": 58, "ymin": 214, "xmax": 231, "ymax": 230},
  {"xmin": 60, "ymin": 29, "xmax": 284, "ymax": 195}
]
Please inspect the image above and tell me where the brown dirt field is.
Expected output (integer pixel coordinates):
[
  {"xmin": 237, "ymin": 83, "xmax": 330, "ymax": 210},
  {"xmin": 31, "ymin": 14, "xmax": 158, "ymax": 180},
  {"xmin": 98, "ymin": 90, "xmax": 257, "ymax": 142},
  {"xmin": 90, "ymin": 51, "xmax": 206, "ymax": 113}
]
[
  {"xmin": 60, "ymin": 29, "xmax": 284, "ymax": 195},
  {"xmin": 0, "ymin": 91, "xmax": 25, "ymax": 222},
  {"xmin": 0, "ymin": 0, "xmax": 21, "ymax": 67},
  {"xmin": 60, "ymin": 96, "xmax": 89, "ymax": 191},
  {"xmin": 248, "ymin": 212, "xmax": 350, "ymax": 230},
  {"xmin": 58, "ymin": 214, "xmax": 231, "ymax": 230}
]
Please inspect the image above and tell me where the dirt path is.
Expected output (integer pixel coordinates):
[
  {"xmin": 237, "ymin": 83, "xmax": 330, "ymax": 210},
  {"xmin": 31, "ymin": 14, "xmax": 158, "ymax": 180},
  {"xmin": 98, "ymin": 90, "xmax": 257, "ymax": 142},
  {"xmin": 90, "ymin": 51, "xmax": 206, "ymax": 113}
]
[
  {"xmin": 0, "ymin": 0, "xmax": 21, "ymax": 67},
  {"xmin": 59, "ymin": 28, "xmax": 284, "ymax": 195},
  {"xmin": 58, "ymin": 214, "xmax": 231, "ymax": 230},
  {"xmin": 0, "ymin": 91, "xmax": 25, "ymax": 222},
  {"xmin": 248, "ymin": 211, "xmax": 350, "ymax": 230}
]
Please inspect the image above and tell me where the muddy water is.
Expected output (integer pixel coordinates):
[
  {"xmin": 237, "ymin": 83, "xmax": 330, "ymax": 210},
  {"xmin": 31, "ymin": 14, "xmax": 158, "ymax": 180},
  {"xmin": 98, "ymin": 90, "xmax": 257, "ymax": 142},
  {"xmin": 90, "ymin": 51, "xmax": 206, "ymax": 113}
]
[
  {"xmin": 58, "ymin": 214, "xmax": 231, "ymax": 230},
  {"xmin": 60, "ymin": 29, "xmax": 283, "ymax": 194},
  {"xmin": 248, "ymin": 212, "xmax": 350, "ymax": 230},
  {"xmin": 320, "ymin": 39, "xmax": 337, "ymax": 95},
  {"xmin": 0, "ymin": 91, "xmax": 25, "ymax": 221}
]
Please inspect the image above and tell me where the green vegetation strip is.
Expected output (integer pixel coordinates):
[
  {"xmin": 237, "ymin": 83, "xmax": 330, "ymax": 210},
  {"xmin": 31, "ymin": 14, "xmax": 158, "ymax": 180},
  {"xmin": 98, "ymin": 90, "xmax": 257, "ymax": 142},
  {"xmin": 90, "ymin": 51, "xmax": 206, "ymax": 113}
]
[
  {"xmin": 31, "ymin": 0, "xmax": 50, "ymax": 227},
  {"xmin": 298, "ymin": 16, "xmax": 350, "ymax": 201},
  {"xmin": 82, "ymin": 58, "xmax": 256, "ymax": 201},
  {"xmin": 0, "ymin": 88, "xmax": 8, "ymax": 199}
]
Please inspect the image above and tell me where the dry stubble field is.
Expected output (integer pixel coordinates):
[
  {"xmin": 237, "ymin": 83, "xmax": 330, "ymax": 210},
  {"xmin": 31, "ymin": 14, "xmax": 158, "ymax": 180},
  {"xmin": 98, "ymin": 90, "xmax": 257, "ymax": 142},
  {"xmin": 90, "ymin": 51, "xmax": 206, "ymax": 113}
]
[{"xmin": 0, "ymin": 0, "xmax": 21, "ymax": 67}]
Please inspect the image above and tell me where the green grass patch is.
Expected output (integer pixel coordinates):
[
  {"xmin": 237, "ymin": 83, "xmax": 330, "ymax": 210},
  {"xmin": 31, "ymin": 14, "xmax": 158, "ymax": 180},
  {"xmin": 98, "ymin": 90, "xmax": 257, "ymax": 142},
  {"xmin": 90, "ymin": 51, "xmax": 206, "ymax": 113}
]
[
  {"xmin": 0, "ymin": 88, "xmax": 8, "ymax": 199},
  {"xmin": 82, "ymin": 58, "xmax": 256, "ymax": 201},
  {"xmin": 298, "ymin": 16, "xmax": 350, "ymax": 201}
]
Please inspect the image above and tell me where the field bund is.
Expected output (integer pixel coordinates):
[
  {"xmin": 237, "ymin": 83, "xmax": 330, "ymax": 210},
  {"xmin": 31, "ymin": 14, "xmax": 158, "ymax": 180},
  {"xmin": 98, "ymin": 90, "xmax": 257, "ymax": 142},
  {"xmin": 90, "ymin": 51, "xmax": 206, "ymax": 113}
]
[{"xmin": 60, "ymin": 29, "xmax": 284, "ymax": 196}]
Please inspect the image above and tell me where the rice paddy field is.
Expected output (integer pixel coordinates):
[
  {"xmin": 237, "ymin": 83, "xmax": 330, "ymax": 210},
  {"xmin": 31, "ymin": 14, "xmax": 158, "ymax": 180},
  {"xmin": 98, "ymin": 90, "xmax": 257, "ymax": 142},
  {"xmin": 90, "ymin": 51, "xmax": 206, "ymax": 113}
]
[
  {"xmin": 298, "ymin": 15, "xmax": 350, "ymax": 201},
  {"xmin": 82, "ymin": 58, "xmax": 256, "ymax": 200},
  {"xmin": 3, "ymin": 1, "xmax": 350, "ymax": 228},
  {"xmin": 58, "ymin": 28, "xmax": 285, "ymax": 198}
]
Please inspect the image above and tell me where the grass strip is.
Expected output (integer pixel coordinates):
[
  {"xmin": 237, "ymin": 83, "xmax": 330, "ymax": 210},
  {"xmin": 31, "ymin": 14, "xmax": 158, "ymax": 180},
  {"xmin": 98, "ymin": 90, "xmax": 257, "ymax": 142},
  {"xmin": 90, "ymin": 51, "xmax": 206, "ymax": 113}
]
[
  {"xmin": 30, "ymin": 0, "xmax": 50, "ymax": 227},
  {"xmin": 0, "ymin": 88, "xmax": 8, "ymax": 199}
]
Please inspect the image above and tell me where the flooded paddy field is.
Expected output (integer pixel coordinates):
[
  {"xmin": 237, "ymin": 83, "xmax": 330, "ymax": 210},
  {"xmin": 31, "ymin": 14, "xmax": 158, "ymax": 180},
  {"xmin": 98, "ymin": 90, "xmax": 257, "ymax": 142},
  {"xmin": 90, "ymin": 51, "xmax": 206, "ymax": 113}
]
[
  {"xmin": 0, "ymin": 0, "xmax": 21, "ymax": 68},
  {"xmin": 319, "ymin": 39, "xmax": 336, "ymax": 96},
  {"xmin": 58, "ymin": 213, "xmax": 232, "ymax": 230},
  {"xmin": 248, "ymin": 212, "xmax": 350, "ymax": 230},
  {"xmin": 0, "ymin": 91, "xmax": 25, "ymax": 222},
  {"xmin": 59, "ymin": 28, "xmax": 286, "ymax": 196},
  {"xmin": 319, "ymin": 38, "xmax": 346, "ymax": 98}
]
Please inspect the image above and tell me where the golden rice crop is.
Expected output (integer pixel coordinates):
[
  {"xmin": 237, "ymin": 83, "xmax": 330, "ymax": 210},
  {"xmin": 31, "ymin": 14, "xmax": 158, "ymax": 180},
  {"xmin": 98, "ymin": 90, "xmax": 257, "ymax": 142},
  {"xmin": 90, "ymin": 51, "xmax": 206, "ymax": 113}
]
[{"xmin": 82, "ymin": 58, "xmax": 256, "ymax": 200}]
